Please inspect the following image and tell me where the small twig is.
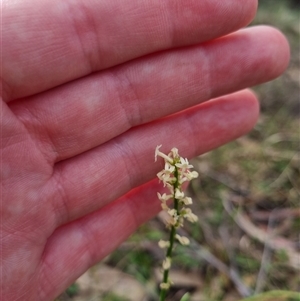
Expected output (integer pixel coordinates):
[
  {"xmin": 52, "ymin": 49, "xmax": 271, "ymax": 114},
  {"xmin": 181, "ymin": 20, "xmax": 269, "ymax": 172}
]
[
  {"xmin": 250, "ymin": 208, "xmax": 300, "ymax": 222},
  {"xmin": 222, "ymin": 195, "xmax": 300, "ymax": 270},
  {"xmin": 219, "ymin": 213, "xmax": 239, "ymax": 271},
  {"xmin": 218, "ymin": 212, "xmax": 251, "ymax": 297},
  {"xmin": 254, "ymin": 209, "xmax": 278, "ymax": 294}
]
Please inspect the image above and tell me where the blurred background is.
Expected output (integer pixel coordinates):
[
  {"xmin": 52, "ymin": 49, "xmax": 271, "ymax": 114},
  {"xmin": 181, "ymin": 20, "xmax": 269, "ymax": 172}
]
[{"xmin": 57, "ymin": 1, "xmax": 299, "ymax": 300}]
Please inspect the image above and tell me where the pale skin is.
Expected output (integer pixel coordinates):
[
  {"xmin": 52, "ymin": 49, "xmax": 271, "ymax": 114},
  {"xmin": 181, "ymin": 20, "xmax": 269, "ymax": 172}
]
[{"xmin": 1, "ymin": 0, "xmax": 290, "ymax": 300}]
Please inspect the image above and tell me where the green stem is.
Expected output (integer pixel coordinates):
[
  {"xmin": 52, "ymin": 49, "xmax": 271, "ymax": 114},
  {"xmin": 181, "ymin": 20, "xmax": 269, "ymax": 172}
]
[
  {"xmin": 159, "ymin": 166, "xmax": 181, "ymax": 301},
  {"xmin": 159, "ymin": 223, "xmax": 176, "ymax": 301}
]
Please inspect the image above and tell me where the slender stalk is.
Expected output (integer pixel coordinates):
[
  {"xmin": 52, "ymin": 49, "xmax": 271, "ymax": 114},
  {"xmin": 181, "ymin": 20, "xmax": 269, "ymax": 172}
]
[
  {"xmin": 159, "ymin": 224, "xmax": 175, "ymax": 301},
  {"xmin": 159, "ymin": 167, "xmax": 180, "ymax": 301},
  {"xmin": 155, "ymin": 146, "xmax": 199, "ymax": 301}
]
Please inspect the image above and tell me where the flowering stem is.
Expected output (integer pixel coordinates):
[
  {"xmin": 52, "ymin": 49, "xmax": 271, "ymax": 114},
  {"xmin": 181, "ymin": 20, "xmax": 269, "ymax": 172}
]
[
  {"xmin": 155, "ymin": 146, "xmax": 199, "ymax": 300},
  {"xmin": 160, "ymin": 167, "xmax": 181, "ymax": 301}
]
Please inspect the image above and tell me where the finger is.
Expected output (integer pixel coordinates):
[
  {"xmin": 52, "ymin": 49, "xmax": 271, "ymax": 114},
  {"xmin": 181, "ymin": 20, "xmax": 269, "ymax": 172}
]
[
  {"xmin": 2, "ymin": 0, "xmax": 257, "ymax": 101},
  {"xmin": 47, "ymin": 89, "xmax": 259, "ymax": 227},
  {"xmin": 11, "ymin": 26, "xmax": 289, "ymax": 163},
  {"xmin": 39, "ymin": 178, "xmax": 162, "ymax": 300}
]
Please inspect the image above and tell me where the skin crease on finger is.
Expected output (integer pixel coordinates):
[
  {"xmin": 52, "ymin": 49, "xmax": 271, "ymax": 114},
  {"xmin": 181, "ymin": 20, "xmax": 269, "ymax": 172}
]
[
  {"xmin": 9, "ymin": 26, "xmax": 290, "ymax": 165},
  {"xmin": 1, "ymin": 0, "xmax": 258, "ymax": 101}
]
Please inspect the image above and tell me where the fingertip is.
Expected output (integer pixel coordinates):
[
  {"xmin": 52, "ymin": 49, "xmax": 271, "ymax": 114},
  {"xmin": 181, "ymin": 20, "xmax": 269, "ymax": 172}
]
[
  {"xmin": 248, "ymin": 25, "xmax": 291, "ymax": 80},
  {"xmin": 266, "ymin": 25, "xmax": 290, "ymax": 73},
  {"xmin": 238, "ymin": 0, "xmax": 258, "ymax": 28},
  {"xmin": 214, "ymin": 89, "xmax": 260, "ymax": 134},
  {"xmin": 241, "ymin": 88, "xmax": 260, "ymax": 110},
  {"xmin": 238, "ymin": 89, "xmax": 260, "ymax": 132}
]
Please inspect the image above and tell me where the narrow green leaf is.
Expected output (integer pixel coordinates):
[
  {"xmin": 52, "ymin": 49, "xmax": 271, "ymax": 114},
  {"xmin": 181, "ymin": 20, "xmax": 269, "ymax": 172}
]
[
  {"xmin": 180, "ymin": 292, "xmax": 191, "ymax": 301},
  {"xmin": 239, "ymin": 290, "xmax": 300, "ymax": 301}
]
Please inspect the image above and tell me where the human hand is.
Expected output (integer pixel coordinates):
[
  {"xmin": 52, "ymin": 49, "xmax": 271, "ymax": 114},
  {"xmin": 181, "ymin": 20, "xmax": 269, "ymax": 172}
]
[{"xmin": 1, "ymin": 0, "xmax": 289, "ymax": 300}]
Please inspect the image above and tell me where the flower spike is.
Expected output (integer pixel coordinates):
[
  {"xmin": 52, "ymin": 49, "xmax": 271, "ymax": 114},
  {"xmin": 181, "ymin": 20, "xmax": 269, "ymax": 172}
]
[{"xmin": 155, "ymin": 146, "xmax": 198, "ymax": 300}]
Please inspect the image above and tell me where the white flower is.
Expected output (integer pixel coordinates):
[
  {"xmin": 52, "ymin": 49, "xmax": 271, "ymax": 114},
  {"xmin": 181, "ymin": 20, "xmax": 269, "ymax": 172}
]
[
  {"xmin": 175, "ymin": 188, "xmax": 184, "ymax": 200},
  {"xmin": 161, "ymin": 202, "xmax": 169, "ymax": 210},
  {"xmin": 164, "ymin": 162, "xmax": 175, "ymax": 174},
  {"xmin": 182, "ymin": 208, "xmax": 198, "ymax": 223},
  {"xmin": 157, "ymin": 192, "xmax": 173, "ymax": 202},
  {"xmin": 156, "ymin": 170, "xmax": 168, "ymax": 181},
  {"xmin": 179, "ymin": 170, "xmax": 199, "ymax": 184},
  {"xmin": 162, "ymin": 257, "xmax": 172, "ymax": 270},
  {"xmin": 165, "ymin": 183, "xmax": 174, "ymax": 193},
  {"xmin": 157, "ymin": 170, "xmax": 175, "ymax": 186},
  {"xmin": 175, "ymin": 234, "xmax": 190, "ymax": 245},
  {"xmin": 167, "ymin": 208, "xmax": 177, "ymax": 217},
  {"xmin": 160, "ymin": 282, "xmax": 171, "ymax": 290},
  {"xmin": 175, "ymin": 157, "xmax": 193, "ymax": 169},
  {"xmin": 182, "ymin": 197, "xmax": 193, "ymax": 205},
  {"xmin": 186, "ymin": 212, "xmax": 198, "ymax": 223},
  {"xmin": 158, "ymin": 240, "xmax": 170, "ymax": 249},
  {"xmin": 185, "ymin": 170, "xmax": 199, "ymax": 180},
  {"xmin": 178, "ymin": 176, "xmax": 188, "ymax": 184},
  {"xmin": 176, "ymin": 216, "xmax": 184, "ymax": 228},
  {"xmin": 166, "ymin": 216, "xmax": 178, "ymax": 227},
  {"xmin": 169, "ymin": 147, "xmax": 179, "ymax": 158},
  {"xmin": 155, "ymin": 145, "xmax": 173, "ymax": 163}
]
